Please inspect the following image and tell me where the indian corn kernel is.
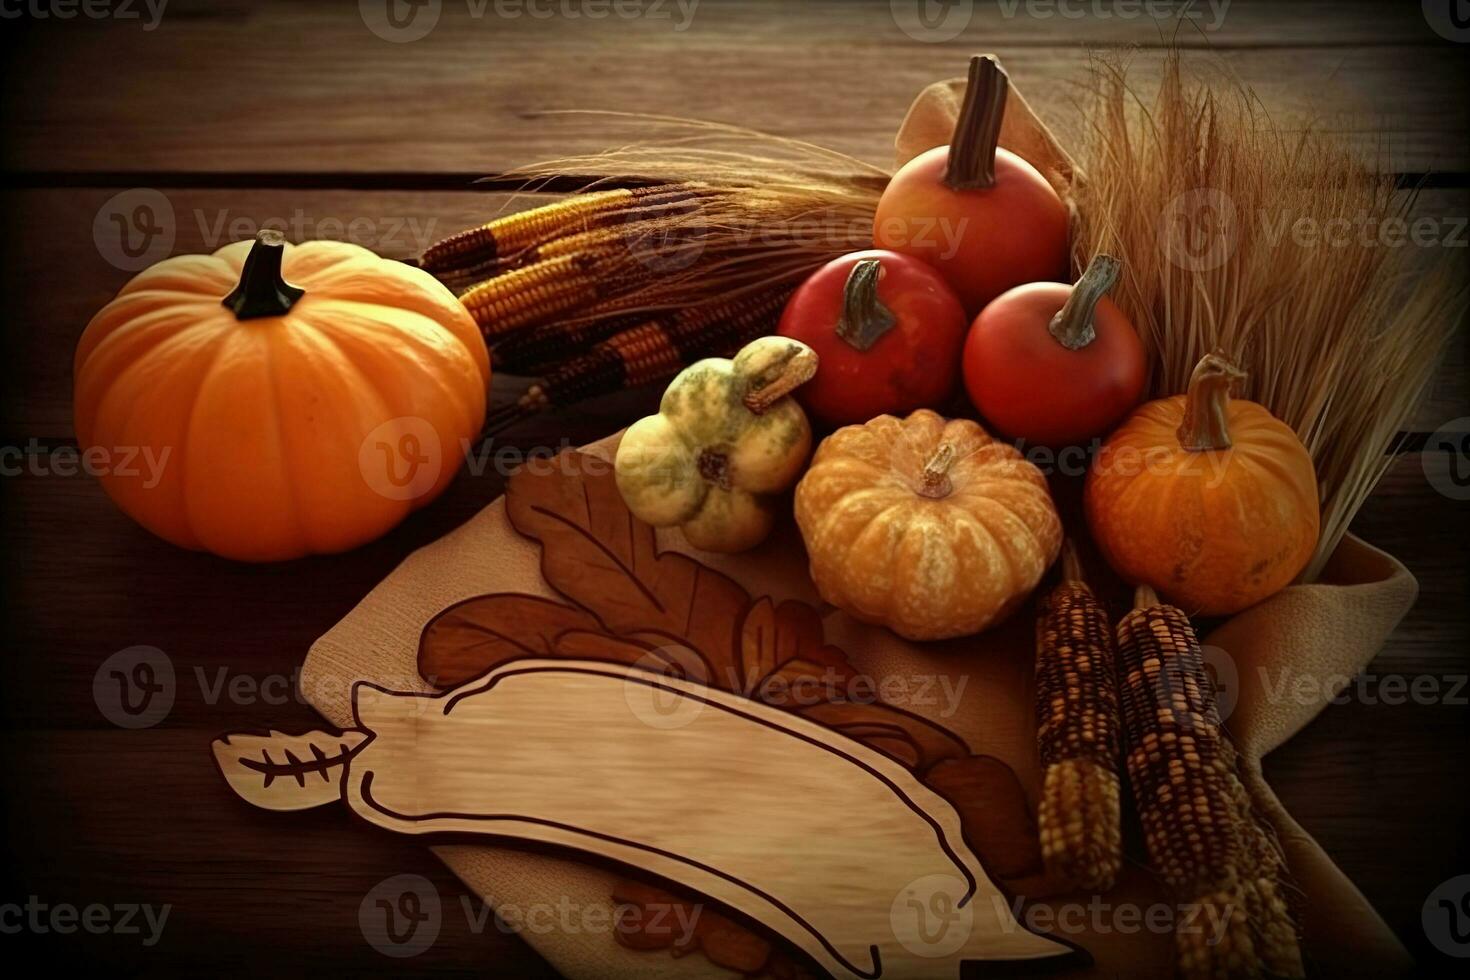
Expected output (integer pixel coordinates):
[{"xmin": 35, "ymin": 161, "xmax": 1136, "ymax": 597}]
[
  {"xmin": 1035, "ymin": 543, "xmax": 1123, "ymax": 892},
  {"xmin": 1116, "ymin": 586, "xmax": 1303, "ymax": 980}
]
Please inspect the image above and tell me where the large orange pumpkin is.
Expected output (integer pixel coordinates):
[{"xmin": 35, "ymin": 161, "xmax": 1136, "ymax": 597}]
[
  {"xmin": 73, "ymin": 232, "xmax": 490, "ymax": 561},
  {"xmin": 794, "ymin": 409, "xmax": 1061, "ymax": 641},
  {"xmin": 1085, "ymin": 353, "xmax": 1320, "ymax": 615}
]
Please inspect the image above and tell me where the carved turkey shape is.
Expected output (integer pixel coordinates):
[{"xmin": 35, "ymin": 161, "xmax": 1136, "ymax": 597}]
[{"xmin": 215, "ymin": 660, "xmax": 1077, "ymax": 980}]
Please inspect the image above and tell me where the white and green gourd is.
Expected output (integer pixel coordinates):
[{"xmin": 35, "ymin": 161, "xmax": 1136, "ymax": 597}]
[{"xmin": 615, "ymin": 336, "xmax": 819, "ymax": 552}]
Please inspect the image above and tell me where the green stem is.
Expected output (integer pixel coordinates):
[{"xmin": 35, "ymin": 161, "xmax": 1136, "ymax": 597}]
[
  {"xmin": 1048, "ymin": 254, "xmax": 1120, "ymax": 351},
  {"xmin": 943, "ymin": 56, "xmax": 1008, "ymax": 191},
  {"xmin": 834, "ymin": 259, "xmax": 898, "ymax": 351},
  {"xmin": 222, "ymin": 230, "xmax": 305, "ymax": 320}
]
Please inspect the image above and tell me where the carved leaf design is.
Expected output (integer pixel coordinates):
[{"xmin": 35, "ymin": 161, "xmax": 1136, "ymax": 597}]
[
  {"xmin": 924, "ymin": 755, "xmax": 1044, "ymax": 881},
  {"xmin": 738, "ymin": 598, "xmax": 855, "ymax": 699},
  {"xmin": 414, "ymin": 448, "xmax": 1048, "ymax": 976},
  {"xmin": 212, "ymin": 729, "xmax": 368, "ymax": 812},
  {"xmin": 505, "ymin": 451, "xmax": 752, "ymax": 675},
  {"xmin": 796, "ymin": 701, "xmax": 971, "ymax": 772},
  {"xmin": 418, "ymin": 593, "xmax": 606, "ymax": 686}
]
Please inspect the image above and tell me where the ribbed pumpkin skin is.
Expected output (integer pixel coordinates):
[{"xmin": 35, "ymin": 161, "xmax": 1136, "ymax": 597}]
[
  {"xmin": 1084, "ymin": 396, "xmax": 1320, "ymax": 616},
  {"xmin": 73, "ymin": 239, "xmax": 490, "ymax": 561},
  {"xmin": 614, "ymin": 337, "xmax": 815, "ymax": 554},
  {"xmin": 794, "ymin": 410, "xmax": 1062, "ymax": 641}
]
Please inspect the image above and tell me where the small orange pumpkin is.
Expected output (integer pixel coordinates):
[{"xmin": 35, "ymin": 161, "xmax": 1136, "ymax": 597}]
[
  {"xmin": 1085, "ymin": 352, "xmax": 1320, "ymax": 615},
  {"xmin": 794, "ymin": 409, "xmax": 1062, "ymax": 641},
  {"xmin": 73, "ymin": 232, "xmax": 490, "ymax": 561}
]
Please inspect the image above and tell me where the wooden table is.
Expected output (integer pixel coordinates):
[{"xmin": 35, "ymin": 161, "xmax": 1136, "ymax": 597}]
[{"xmin": 1, "ymin": 1, "xmax": 1466, "ymax": 973}]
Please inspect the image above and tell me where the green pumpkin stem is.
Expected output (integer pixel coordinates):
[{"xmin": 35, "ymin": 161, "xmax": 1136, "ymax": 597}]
[
  {"xmin": 223, "ymin": 230, "xmax": 305, "ymax": 320},
  {"xmin": 1177, "ymin": 352, "xmax": 1247, "ymax": 452},
  {"xmin": 1048, "ymin": 254, "xmax": 1120, "ymax": 351},
  {"xmin": 943, "ymin": 56, "xmax": 1007, "ymax": 191},
  {"xmin": 834, "ymin": 259, "xmax": 898, "ymax": 351}
]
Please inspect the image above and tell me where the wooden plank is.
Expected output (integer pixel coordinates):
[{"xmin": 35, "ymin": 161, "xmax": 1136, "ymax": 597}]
[
  {"xmin": 3, "ymin": 186, "xmax": 1466, "ymax": 439},
  {"xmin": 3, "ymin": 1, "xmax": 1467, "ymax": 176},
  {"xmin": 1265, "ymin": 452, "xmax": 1470, "ymax": 964}
]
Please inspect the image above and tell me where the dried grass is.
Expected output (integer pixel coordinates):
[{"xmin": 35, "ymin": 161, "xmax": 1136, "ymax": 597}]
[
  {"xmin": 495, "ymin": 112, "xmax": 886, "ymax": 318},
  {"xmin": 1070, "ymin": 52, "xmax": 1466, "ymax": 579}
]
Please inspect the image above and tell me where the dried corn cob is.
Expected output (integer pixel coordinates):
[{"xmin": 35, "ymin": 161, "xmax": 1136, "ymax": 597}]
[
  {"xmin": 484, "ymin": 287, "xmax": 790, "ymax": 433},
  {"xmin": 1116, "ymin": 585, "xmax": 1303, "ymax": 980},
  {"xmin": 459, "ymin": 251, "xmax": 660, "ymax": 340},
  {"xmin": 491, "ymin": 307, "xmax": 656, "ymax": 375},
  {"xmin": 459, "ymin": 254, "xmax": 604, "ymax": 338},
  {"xmin": 1034, "ymin": 541, "xmax": 1122, "ymax": 892},
  {"xmin": 421, "ymin": 184, "xmax": 703, "ymax": 289}
]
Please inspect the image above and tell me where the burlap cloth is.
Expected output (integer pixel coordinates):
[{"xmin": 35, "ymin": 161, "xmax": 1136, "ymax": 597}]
[{"xmin": 302, "ymin": 69, "xmax": 1419, "ymax": 978}]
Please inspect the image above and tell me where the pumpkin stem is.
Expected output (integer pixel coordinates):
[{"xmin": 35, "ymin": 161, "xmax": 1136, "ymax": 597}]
[
  {"xmin": 834, "ymin": 259, "xmax": 898, "ymax": 352},
  {"xmin": 1133, "ymin": 584, "xmax": 1162, "ymax": 611},
  {"xmin": 1048, "ymin": 255, "xmax": 1120, "ymax": 351},
  {"xmin": 1177, "ymin": 351, "xmax": 1248, "ymax": 452},
  {"xmin": 918, "ymin": 444, "xmax": 957, "ymax": 499},
  {"xmin": 943, "ymin": 56, "xmax": 1007, "ymax": 192},
  {"xmin": 223, "ymin": 230, "xmax": 305, "ymax": 320},
  {"xmin": 742, "ymin": 344, "xmax": 819, "ymax": 415}
]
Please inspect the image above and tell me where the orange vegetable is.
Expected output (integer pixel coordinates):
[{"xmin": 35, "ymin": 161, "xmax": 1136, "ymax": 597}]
[
  {"xmin": 73, "ymin": 232, "xmax": 490, "ymax": 561},
  {"xmin": 963, "ymin": 254, "xmax": 1145, "ymax": 447},
  {"xmin": 873, "ymin": 56, "xmax": 1069, "ymax": 315},
  {"xmin": 794, "ymin": 409, "xmax": 1061, "ymax": 640},
  {"xmin": 1085, "ymin": 353, "xmax": 1319, "ymax": 614}
]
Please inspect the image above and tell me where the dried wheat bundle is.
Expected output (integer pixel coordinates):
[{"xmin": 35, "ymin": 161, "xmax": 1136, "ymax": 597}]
[
  {"xmin": 1071, "ymin": 53, "xmax": 1466, "ymax": 579},
  {"xmin": 424, "ymin": 114, "xmax": 886, "ymax": 430}
]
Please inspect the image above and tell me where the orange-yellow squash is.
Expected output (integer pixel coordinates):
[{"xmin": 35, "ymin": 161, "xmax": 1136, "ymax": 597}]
[
  {"xmin": 1085, "ymin": 352, "xmax": 1320, "ymax": 615},
  {"xmin": 794, "ymin": 409, "xmax": 1062, "ymax": 641},
  {"xmin": 73, "ymin": 232, "xmax": 490, "ymax": 561}
]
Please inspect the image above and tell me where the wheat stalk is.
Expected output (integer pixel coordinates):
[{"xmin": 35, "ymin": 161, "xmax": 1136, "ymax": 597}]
[{"xmin": 1071, "ymin": 52, "xmax": 1466, "ymax": 579}]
